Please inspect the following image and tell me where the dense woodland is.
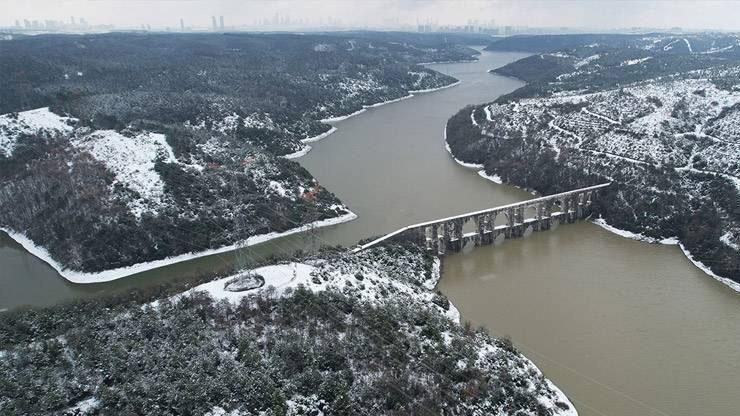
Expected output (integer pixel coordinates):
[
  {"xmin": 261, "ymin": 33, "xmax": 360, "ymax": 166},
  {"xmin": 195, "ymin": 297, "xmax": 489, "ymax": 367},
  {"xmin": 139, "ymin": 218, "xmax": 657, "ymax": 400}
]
[
  {"xmin": 449, "ymin": 33, "xmax": 740, "ymax": 282},
  {"xmin": 0, "ymin": 32, "xmax": 469, "ymax": 151},
  {"xmin": 0, "ymin": 32, "xmax": 476, "ymax": 273},
  {"xmin": 0, "ymin": 243, "xmax": 573, "ymax": 416}
]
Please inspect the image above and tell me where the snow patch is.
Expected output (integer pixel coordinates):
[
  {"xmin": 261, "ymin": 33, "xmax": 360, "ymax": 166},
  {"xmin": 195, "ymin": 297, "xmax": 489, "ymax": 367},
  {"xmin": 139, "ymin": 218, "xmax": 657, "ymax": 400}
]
[
  {"xmin": 1, "ymin": 211, "xmax": 358, "ymax": 284},
  {"xmin": 72, "ymin": 130, "xmax": 177, "ymax": 217},
  {"xmin": 592, "ymin": 218, "xmax": 740, "ymax": 293},
  {"xmin": 444, "ymin": 124, "xmax": 484, "ymax": 169},
  {"xmin": 720, "ymin": 232, "xmax": 739, "ymax": 250},
  {"xmin": 282, "ymin": 145, "xmax": 311, "ymax": 159},
  {"xmin": 620, "ymin": 57, "xmax": 652, "ymax": 66},
  {"xmin": 65, "ymin": 397, "xmax": 100, "ymax": 415},
  {"xmin": 408, "ymin": 80, "xmax": 461, "ymax": 94},
  {"xmin": 301, "ymin": 126, "xmax": 337, "ymax": 143},
  {"xmin": 0, "ymin": 107, "xmax": 75, "ymax": 157},
  {"xmin": 267, "ymin": 180, "xmax": 289, "ymax": 197},
  {"xmin": 574, "ymin": 54, "xmax": 600, "ymax": 69},
  {"xmin": 478, "ymin": 169, "xmax": 503, "ymax": 184}
]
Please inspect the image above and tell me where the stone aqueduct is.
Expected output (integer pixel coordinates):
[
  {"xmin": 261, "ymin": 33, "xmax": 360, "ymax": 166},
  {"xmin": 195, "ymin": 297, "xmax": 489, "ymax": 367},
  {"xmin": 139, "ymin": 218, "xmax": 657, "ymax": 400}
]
[{"xmin": 355, "ymin": 183, "xmax": 611, "ymax": 255}]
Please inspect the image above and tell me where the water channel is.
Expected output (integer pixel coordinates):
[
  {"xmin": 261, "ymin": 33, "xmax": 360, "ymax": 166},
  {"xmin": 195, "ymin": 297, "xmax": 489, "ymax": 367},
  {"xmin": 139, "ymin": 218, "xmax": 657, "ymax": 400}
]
[{"xmin": 1, "ymin": 50, "xmax": 739, "ymax": 416}]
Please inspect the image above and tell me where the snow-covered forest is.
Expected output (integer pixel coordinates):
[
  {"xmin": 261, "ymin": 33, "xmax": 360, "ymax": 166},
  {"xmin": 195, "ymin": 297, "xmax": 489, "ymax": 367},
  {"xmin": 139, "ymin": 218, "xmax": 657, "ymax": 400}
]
[
  {"xmin": 0, "ymin": 32, "xmax": 474, "ymax": 277},
  {"xmin": 0, "ymin": 243, "xmax": 575, "ymax": 415},
  {"xmin": 447, "ymin": 33, "xmax": 740, "ymax": 282}
]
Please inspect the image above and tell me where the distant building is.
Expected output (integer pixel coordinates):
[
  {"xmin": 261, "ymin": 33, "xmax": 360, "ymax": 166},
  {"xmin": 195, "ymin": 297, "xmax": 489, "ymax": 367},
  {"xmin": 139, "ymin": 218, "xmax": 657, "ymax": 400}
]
[
  {"xmin": 219, "ymin": 16, "xmax": 224, "ymax": 29},
  {"xmin": 180, "ymin": 18, "xmax": 185, "ymax": 31},
  {"xmin": 212, "ymin": 16, "xmax": 217, "ymax": 30}
]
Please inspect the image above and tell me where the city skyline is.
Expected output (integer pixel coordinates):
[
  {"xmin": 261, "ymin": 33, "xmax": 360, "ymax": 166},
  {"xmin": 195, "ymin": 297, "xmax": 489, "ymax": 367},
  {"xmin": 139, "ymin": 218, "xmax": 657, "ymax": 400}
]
[{"xmin": 3, "ymin": 0, "xmax": 740, "ymax": 32}]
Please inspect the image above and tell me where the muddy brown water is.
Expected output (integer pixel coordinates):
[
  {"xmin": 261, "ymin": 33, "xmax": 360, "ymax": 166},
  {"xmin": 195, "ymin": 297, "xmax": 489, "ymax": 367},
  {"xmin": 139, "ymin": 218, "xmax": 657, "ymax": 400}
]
[{"xmin": 2, "ymin": 50, "xmax": 739, "ymax": 416}]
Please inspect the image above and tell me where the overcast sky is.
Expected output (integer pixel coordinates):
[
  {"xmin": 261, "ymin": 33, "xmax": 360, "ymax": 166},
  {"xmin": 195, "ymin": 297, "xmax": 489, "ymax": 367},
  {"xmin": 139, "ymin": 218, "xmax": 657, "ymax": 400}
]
[{"xmin": 3, "ymin": 0, "xmax": 740, "ymax": 31}]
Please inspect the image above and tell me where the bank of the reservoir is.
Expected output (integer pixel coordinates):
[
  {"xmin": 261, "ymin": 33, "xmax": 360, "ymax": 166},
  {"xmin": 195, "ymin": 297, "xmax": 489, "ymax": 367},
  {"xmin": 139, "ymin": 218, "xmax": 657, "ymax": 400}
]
[{"xmin": 3, "ymin": 49, "xmax": 740, "ymax": 416}]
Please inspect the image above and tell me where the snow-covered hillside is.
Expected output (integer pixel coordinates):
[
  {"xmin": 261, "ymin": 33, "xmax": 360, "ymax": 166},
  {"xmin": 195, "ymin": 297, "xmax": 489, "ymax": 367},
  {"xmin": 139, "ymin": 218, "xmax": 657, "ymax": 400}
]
[
  {"xmin": 0, "ymin": 106, "xmax": 354, "ymax": 276},
  {"xmin": 0, "ymin": 108, "xmax": 75, "ymax": 157},
  {"xmin": 480, "ymin": 76, "xmax": 740, "ymax": 182},
  {"xmin": 72, "ymin": 130, "xmax": 178, "ymax": 217},
  {"xmin": 174, "ymin": 244, "xmax": 577, "ymax": 416},
  {"xmin": 0, "ymin": 244, "xmax": 577, "ymax": 416},
  {"xmin": 448, "ymin": 42, "xmax": 740, "ymax": 284}
]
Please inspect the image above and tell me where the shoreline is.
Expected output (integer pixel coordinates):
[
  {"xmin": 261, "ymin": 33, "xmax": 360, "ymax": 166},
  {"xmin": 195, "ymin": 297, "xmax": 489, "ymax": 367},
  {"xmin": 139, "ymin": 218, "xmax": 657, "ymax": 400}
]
[
  {"xmin": 443, "ymin": 124, "xmax": 484, "ymax": 169},
  {"xmin": 444, "ymin": 120, "xmax": 738, "ymax": 292},
  {"xmin": 1, "ymin": 211, "xmax": 358, "ymax": 285},
  {"xmin": 289, "ymin": 79, "xmax": 463, "ymax": 159},
  {"xmin": 445, "ymin": 83, "xmax": 740, "ymax": 293},
  {"xmin": 172, "ymin": 248, "xmax": 576, "ymax": 415},
  {"xmin": 591, "ymin": 218, "xmax": 740, "ymax": 293},
  {"xmin": 444, "ymin": 124, "xmax": 539, "ymax": 193},
  {"xmin": 301, "ymin": 126, "xmax": 338, "ymax": 144},
  {"xmin": 431, "ymin": 252, "xmax": 576, "ymax": 414},
  {"xmin": 417, "ymin": 58, "xmax": 478, "ymax": 65},
  {"xmin": 283, "ymin": 145, "xmax": 312, "ymax": 159},
  {"xmin": 320, "ymin": 80, "xmax": 462, "ymax": 124}
]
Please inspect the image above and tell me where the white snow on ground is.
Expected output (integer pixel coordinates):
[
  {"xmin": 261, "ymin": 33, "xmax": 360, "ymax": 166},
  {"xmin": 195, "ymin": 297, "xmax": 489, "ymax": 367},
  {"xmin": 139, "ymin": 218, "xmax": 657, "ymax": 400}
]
[
  {"xmin": 193, "ymin": 247, "xmax": 578, "ymax": 415},
  {"xmin": 282, "ymin": 145, "xmax": 312, "ymax": 159},
  {"xmin": 176, "ymin": 246, "xmax": 464, "ymax": 321},
  {"xmin": 189, "ymin": 112, "xmax": 277, "ymax": 135},
  {"xmin": 547, "ymin": 52, "xmax": 572, "ymax": 59},
  {"xmin": 683, "ymin": 38, "xmax": 694, "ymax": 53},
  {"xmin": 444, "ymin": 124, "xmax": 484, "ymax": 169},
  {"xmin": 408, "ymin": 79, "xmax": 461, "ymax": 94},
  {"xmin": 301, "ymin": 126, "xmax": 337, "ymax": 143},
  {"xmin": 183, "ymin": 262, "xmax": 317, "ymax": 303},
  {"xmin": 592, "ymin": 218, "xmax": 740, "ymax": 293},
  {"xmin": 592, "ymin": 217, "xmax": 678, "ymax": 245},
  {"xmin": 0, "ymin": 107, "xmax": 75, "ymax": 157},
  {"xmin": 484, "ymin": 104, "xmax": 493, "ymax": 121},
  {"xmin": 205, "ymin": 406, "xmax": 243, "ymax": 416},
  {"xmin": 363, "ymin": 93, "xmax": 413, "ymax": 108},
  {"xmin": 679, "ymin": 242, "xmax": 740, "ymax": 292},
  {"xmin": 72, "ymin": 130, "xmax": 177, "ymax": 217},
  {"xmin": 574, "ymin": 54, "xmax": 600, "ymax": 69},
  {"xmin": 1, "ymin": 211, "xmax": 358, "ymax": 284},
  {"xmin": 267, "ymin": 180, "xmax": 289, "ymax": 197},
  {"xmin": 663, "ymin": 39, "xmax": 680, "ymax": 51},
  {"xmin": 64, "ymin": 397, "xmax": 100, "ymax": 415},
  {"xmin": 320, "ymin": 107, "xmax": 367, "ymax": 123},
  {"xmin": 321, "ymin": 79, "xmax": 460, "ymax": 123},
  {"xmin": 620, "ymin": 57, "xmax": 652, "ymax": 66},
  {"xmin": 720, "ymin": 232, "xmax": 739, "ymax": 250},
  {"xmin": 702, "ymin": 44, "xmax": 735, "ymax": 54},
  {"xmin": 478, "ymin": 169, "xmax": 503, "ymax": 184}
]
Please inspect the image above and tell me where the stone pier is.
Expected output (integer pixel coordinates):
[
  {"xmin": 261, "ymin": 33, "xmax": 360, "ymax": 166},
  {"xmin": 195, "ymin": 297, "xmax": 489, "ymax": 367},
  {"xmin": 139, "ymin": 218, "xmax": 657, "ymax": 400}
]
[{"xmin": 354, "ymin": 183, "xmax": 610, "ymax": 255}]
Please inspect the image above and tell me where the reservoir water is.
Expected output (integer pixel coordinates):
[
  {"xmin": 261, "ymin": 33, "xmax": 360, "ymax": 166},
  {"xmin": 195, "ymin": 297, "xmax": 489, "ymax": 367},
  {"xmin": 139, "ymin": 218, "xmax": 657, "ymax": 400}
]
[{"xmin": 2, "ymin": 50, "xmax": 739, "ymax": 416}]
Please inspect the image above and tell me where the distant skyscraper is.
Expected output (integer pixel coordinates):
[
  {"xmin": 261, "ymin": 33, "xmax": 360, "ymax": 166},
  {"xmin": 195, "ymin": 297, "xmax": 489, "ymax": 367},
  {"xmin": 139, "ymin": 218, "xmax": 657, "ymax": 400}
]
[
  {"xmin": 212, "ymin": 16, "xmax": 217, "ymax": 30},
  {"xmin": 219, "ymin": 16, "xmax": 224, "ymax": 29},
  {"xmin": 70, "ymin": 16, "xmax": 76, "ymax": 25},
  {"xmin": 180, "ymin": 18, "xmax": 185, "ymax": 31}
]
